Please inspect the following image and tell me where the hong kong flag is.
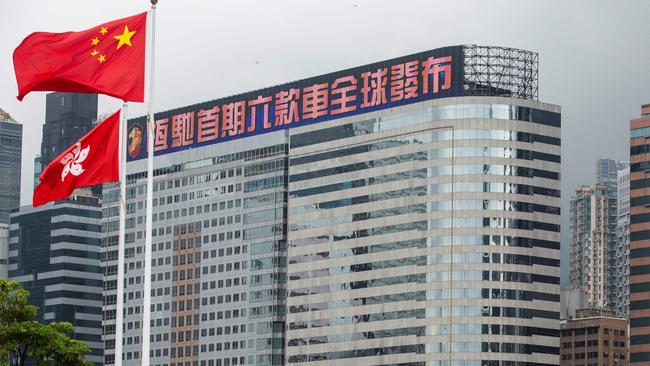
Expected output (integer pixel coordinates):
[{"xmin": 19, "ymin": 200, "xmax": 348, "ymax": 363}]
[
  {"xmin": 33, "ymin": 110, "xmax": 121, "ymax": 207},
  {"xmin": 13, "ymin": 12, "xmax": 146, "ymax": 102}
]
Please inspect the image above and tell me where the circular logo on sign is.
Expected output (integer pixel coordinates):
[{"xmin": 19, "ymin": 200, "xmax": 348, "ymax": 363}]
[{"xmin": 128, "ymin": 124, "xmax": 143, "ymax": 158}]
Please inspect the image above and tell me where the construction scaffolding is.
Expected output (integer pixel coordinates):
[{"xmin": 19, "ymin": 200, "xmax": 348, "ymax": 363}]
[{"xmin": 463, "ymin": 45, "xmax": 539, "ymax": 101}]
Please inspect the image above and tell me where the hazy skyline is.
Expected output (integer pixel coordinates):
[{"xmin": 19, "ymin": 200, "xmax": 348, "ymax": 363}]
[{"xmin": 1, "ymin": 0, "xmax": 649, "ymax": 287}]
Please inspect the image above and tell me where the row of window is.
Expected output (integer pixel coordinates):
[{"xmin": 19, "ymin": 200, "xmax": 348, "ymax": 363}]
[
  {"xmin": 561, "ymin": 352, "xmax": 625, "ymax": 360},
  {"xmin": 154, "ymin": 167, "xmax": 242, "ymax": 193},
  {"xmin": 290, "ymin": 320, "xmax": 557, "ymax": 338},
  {"xmin": 562, "ymin": 340, "xmax": 626, "ymax": 348},
  {"xmin": 244, "ymin": 159, "xmax": 286, "ymax": 177},
  {"xmin": 290, "ymin": 129, "xmax": 560, "ymax": 167},
  {"xmin": 153, "ymin": 183, "xmax": 242, "ymax": 208},
  {"xmin": 290, "ymin": 220, "xmax": 559, "ymax": 249},
  {"xmin": 290, "ymin": 104, "xmax": 560, "ymax": 149},
  {"xmin": 289, "ymin": 190, "xmax": 560, "ymax": 217},
  {"xmin": 290, "ymin": 206, "xmax": 558, "ymax": 233},
  {"xmin": 291, "ymin": 180, "xmax": 559, "ymax": 200},
  {"xmin": 149, "ymin": 223, "xmax": 283, "ymax": 244},
  {"xmin": 289, "ymin": 290, "xmax": 559, "ymax": 319},
  {"xmin": 289, "ymin": 252, "xmax": 558, "ymax": 281},
  {"xmin": 288, "ymin": 341, "xmax": 559, "ymax": 363},
  {"xmin": 294, "ymin": 245, "xmax": 558, "ymax": 264},
  {"xmin": 289, "ymin": 270, "xmax": 558, "ymax": 298},
  {"xmin": 112, "ymin": 195, "xmax": 282, "ymax": 236},
  {"xmin": 289, "ymin": 146, "xmax": 559, "ymax": 184},
  {"xmin": 123, "ymin": 143, "xmax": 287, "ymax": 183},
  {"xmin": 561, "ymin": 327, "xmax": 625, "ymax": 336}
]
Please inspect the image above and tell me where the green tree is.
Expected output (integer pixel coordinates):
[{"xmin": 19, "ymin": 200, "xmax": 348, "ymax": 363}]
[{"xmin": 0, "ymin": 279, "xmax": 93, "ymax": 366}]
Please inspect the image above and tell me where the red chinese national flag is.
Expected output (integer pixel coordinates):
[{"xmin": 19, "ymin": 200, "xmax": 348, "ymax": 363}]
[
  {"xmin": 33, "ymin": 110, "xmax": 121, "ymax": 207},
  {"xmin": 14, "ymin": 12, "xmax": 146, "ymax": 102}
]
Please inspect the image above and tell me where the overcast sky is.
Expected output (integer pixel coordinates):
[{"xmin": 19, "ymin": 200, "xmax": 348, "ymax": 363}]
[{"xmin": 1, "ymin": 0, "xmax": 649, "ymax": 286}]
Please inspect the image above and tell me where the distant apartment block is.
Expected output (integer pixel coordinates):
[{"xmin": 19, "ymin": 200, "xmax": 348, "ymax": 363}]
[
  {"xmin": 569, "ymin": 159, "xmax": 622, "ymax": 311},
  {"xmin": 616, "ymin": 164, "xmax": 631, "ymax": 318}
]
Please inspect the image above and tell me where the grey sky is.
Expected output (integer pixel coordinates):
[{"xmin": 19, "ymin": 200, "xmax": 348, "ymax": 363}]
[{"xmin": 1, "ymin": 0, "xmax": 649, "ymax": 286}]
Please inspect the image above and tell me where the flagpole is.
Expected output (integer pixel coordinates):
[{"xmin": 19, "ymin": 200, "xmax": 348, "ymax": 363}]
[
  {"xmin": 142, "ymin": 2, "xmax": 156, "ymax": 365},
  {"xmin": 115, "ymin": 102, "xmax": 128, "ymax": 366}
]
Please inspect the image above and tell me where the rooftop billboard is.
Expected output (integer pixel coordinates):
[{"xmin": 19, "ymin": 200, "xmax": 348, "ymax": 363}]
[{"xmin": 127, "ymin": 45, "xmax": 464, "ymax": 161}]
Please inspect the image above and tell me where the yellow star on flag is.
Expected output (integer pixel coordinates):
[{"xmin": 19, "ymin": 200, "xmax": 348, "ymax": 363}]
[
  {"xmin": 114, "ymin": 25, "xmax": 136, "ymax": 50},
  {"xmin": 97, "ymin": 54, "xmax": 106, "ymax": 63},
  {"xmin": 91, "ymin": 49, "xmax": 98, "ymax": 56},
  {"xmin": 91, "ymin": 37, "xmax": 99, "ymax": 46},
  {"xmin": 100, "ymin": 27, "xmax": 108, "ymax": 35}
]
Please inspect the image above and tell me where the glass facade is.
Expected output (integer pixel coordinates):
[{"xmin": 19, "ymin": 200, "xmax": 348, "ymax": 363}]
[
  {"xmin": 101, "ymin": 135, "xmax": 289, "ymax": 366},
  {"xmin": 41, "ymin": 92, "xmax": 101, "ymax": 197},
  {"xmin": 0, "ymin": 110, "xmax": 21, "ymax": 279},
  {"xmin": 41, "ymin": 92, "xmax": 97, "ymax": 167},
  {"xmin": 286, "ymin": 97, "xmax": 561, "ymax": 366},
  {"xmin": 0, "ymin": 115, "xmax": 22, "ymax": 224}
]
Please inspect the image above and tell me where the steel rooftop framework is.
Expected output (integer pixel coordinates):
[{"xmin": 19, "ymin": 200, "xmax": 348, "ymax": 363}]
[{"xmin": 463, "ymin": 45, "xmax": 539, "ymax": 101}]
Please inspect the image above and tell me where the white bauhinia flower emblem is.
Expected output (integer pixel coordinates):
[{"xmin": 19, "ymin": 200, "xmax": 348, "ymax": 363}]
[{"xmin": 60, "ymin": 143, "xmax": 90, "ymax": 182}]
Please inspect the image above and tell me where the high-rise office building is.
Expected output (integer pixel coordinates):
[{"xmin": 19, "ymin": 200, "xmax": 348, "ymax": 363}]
[
  {"xmin": 0, "ymin": 107, "xmax": 22, "ymax": 279},
  {"xmin": 629, "ymin": 103, "xmax": 650, "ymax": 364},
  {"xmin": 285, "ymin": 47, "xmax": 560, "ymax": 366},
  {"xmin": 9, "ymin": 193, "xmax": 103, "ymax": 365},
  {"xmin": 4, "ymin": 94, "xmax": 101, "ymax": 362},
  {"xmin": 569, "ymin": 159, "xmax": 620, "ymax": 311},
  {"xmin": 598, "ymin": 158, "xmax": 619, "ymax": 185},
  {"xmin": 41, "ymin": 92, "xmax": 100, "ymax": 197},
  {"xmin": 0, "ymin": 107, "xmax": 22, "ymax": 224},
  {"xmin": 104, "ymin": 45, "xmax": 560, "ymax": 366},
  {"xmin": 615, "ymin": 164, "xmax": 631, "ymax": 318},
  {"xmin": 101, "ymin": 136, "xmax": 289, "ymax": 366},
  {"xmin": 41, "ymin": 92, "xmax": 97, "ymax": 167}
]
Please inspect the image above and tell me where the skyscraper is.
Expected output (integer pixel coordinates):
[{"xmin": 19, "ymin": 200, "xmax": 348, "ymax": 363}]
[
  {"xmin": 0, "ymin": 107, "xmax": 22, "ymax": 278},
  {"xmin": 0, "ymin": 107, "xmax": 22, "ymax": 224},
  {"xmin": 569, "ymin": 159, "xmax": 620, "ymax": 311},
  {"xmin": 39, "ymin": 92, "xmax": 102, "ymax": 197},
  {"xmin": 41, "ymin": 92, "xmax": 97, "ymax": 167},
  {"xmin": 101, "ymin": 137, "xmax": 289, "ymax": 366},
  {"xmin": 598, "ymin": 158, "xmax": 619, "ymax": 184},
  {"xmin": 629, "ymin": 103, "xmax": 650, "ymax": 364},
  {"xmin": 285, "ymin": 48, "xmax": 560, "ymax": 366},
  {"xmin": 5, "ymin": 93, "xmax": 101, "ymax": 362},
  {"xmin": 615, "ymin": 163, "xmax": 631, "ymax": 318},
  {"xmin": 104, "ymin": 45, "xmax": 561, "ymax": 366},
  {"xmin": 9, "ymin": 193, "xmax": 104, "ymax": 365}
]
